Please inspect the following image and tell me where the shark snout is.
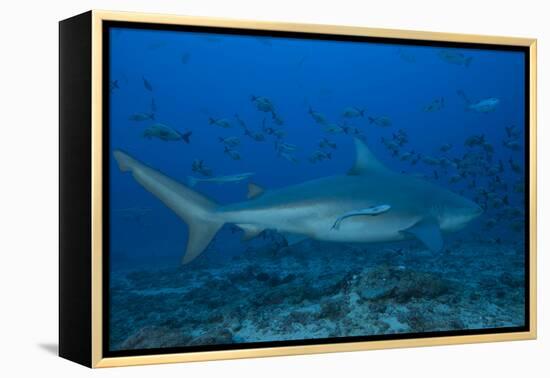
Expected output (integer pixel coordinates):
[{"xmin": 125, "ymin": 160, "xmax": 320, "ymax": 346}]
[
  {"xmin": 440, "ymin": 199, "xmax": 484, "ymax": 231},
  {"xmin": 463, "ymin": 202, "xmax": 484, "ymax": 222}
]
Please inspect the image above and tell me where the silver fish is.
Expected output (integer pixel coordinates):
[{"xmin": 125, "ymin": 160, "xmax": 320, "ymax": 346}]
[
  {"xmin": 342, "ymin": 106, "xmax": 365, "ymax": 118},
  {"xmin": 143, "ymin": 123, "xmax": 191, "ymax": 143},
  {"xmin": 368, "ymin": 116, "xmax": 392, "ymax": 127},
  {"xmin": 188, "ymin": 172, "xmax": 254, "ymax": 187},
  {"xmin": 331, "ymin": 204, "xmax": 391, "ymax": 230},
  {"xmin": 457, "ymin": 90, "xmax": 499, "ymax": 113},
  {"xmin": 209, "ymin": 118, "xmax": 232, "ymax": 128},
  {"xmin": 438, "ymin": 50, "xmax": 473, "ymax": 67},
  {"xmin": 129, "ymin": 112, "xmax": 155, "ymax": 121},
  {"xmin": 308, "ymin": 106, "xmax": 327, "ymax": 125}
]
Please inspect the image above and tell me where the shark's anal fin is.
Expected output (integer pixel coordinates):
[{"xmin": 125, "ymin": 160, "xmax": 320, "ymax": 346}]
[
  {"xmin": 237, "ymin": 224, "xmax": 264, "ymax": 241},
  {"xmin": 282, "ymin": 233, "xmax": 308, "ymax": 246},
  {"xmin": 331, "ymin": 204, "xmax": 391, "ymax": 230},
  {"xmin": 247, "ymin": 183, "xmax": 265, "ymax": 199},
  {"xmin": 400, "ymin": 217, "xmax": 443, "ymax": 252}
]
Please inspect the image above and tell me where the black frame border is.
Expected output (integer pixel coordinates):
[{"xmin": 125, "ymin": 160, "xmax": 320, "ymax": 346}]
[
  {"xmin": 101, "ymin": 20, "xmax": 531, "ymax": 359},
  {"xmin": 59, "ymin": 11, "xmax": 93, "ymax": 367}
]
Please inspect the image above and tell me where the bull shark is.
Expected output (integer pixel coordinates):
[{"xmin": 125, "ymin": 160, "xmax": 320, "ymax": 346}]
[{"xmin": 113, "ymin": 138, "xmax": 483, "ymax": 264}]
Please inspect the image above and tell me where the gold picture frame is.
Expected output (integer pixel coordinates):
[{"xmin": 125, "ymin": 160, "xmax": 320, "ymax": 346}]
[{"xmin": 59, "ymin": 10, "xmax": 537, "ymax": 368}]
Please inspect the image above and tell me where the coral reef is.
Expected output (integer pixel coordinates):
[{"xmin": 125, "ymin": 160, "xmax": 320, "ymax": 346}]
[{"xmin": 110, "ymin": 238, "xmax": 525, "ymax": 350}]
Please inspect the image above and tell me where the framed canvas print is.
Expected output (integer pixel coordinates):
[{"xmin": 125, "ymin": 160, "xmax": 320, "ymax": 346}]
[{"xmin": 59, "ymin": 10, "xmax": 537, "ymax": 368}]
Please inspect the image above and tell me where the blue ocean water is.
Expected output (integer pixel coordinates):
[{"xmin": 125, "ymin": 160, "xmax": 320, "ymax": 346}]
[{"xmin": 108, "ymin": 26, "xmax": 526, "ymax": 351}]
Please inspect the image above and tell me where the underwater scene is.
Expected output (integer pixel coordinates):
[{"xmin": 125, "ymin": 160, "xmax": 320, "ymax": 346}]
[{"xmin": 107, "ymin": 26, "xmax": 527, "ymax": 352}]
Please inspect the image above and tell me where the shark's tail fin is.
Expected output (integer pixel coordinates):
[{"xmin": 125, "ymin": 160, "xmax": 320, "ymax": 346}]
[{"xmin": 113, "ymin": 150, "xmax": 223, "ymax": 264}]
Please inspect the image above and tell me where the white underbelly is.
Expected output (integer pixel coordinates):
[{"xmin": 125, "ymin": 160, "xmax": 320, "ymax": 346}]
[{"xmin": 221, "ymin": 206, "xmax": 418, "ymax": 244}]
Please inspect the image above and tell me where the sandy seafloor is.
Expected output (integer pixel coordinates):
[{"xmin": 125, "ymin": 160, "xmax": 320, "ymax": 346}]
[{"xmin": 109, "ymin": 234, "xmax": 525, "ymax": 351}]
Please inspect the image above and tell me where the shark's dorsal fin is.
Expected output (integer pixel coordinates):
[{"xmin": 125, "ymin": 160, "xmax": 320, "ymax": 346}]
[
  {"xmin": 247, "ymin": 183, "xmax": 265, "ymax": 199},
  {"xmin": 400, "ymin": 217, "xmax": 443, "ymax": 252},
  {"xmin": 348, "ymin": 138, "xmax": 390, "ymax": 176}
]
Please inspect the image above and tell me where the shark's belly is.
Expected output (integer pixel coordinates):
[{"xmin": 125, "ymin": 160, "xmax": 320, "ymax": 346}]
[
  {"xmin": 220, "ymin": 205, "xmax": 326, "ymax": 235},
  {"xmin": 309, "ymin": 215, "xmax": 415, "ymax": 243},
  {"xmin": 221, "ymin": 202, "xmax": 419, "ymax": 244}
]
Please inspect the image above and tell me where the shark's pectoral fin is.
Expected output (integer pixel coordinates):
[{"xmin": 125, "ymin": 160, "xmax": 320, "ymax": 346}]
[
  {"xmin": 247, "ymin": 183, "xmax": 265, "ymax": 199},
  {"xmin": 237, "ymin": 224, "xmax": 265, "ymax": 241},
  {"xmin": 282, "ymin": 233, "xmax": 308, "ymax": 246},
  {"xmin": 400, "ymin": 217, "xmax": 443, "ymax": 252}
]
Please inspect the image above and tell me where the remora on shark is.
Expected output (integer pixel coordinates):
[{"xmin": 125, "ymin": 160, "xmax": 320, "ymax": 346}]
[{"xmin": 113, "ymin": 138, "xmax": 483, "ymax": 264}]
